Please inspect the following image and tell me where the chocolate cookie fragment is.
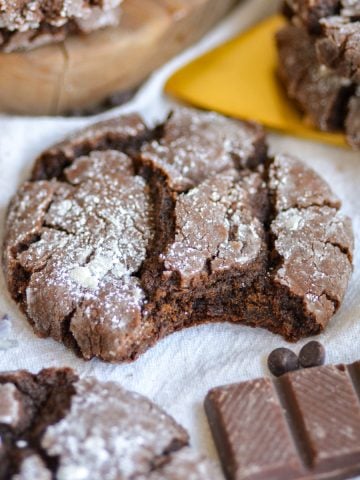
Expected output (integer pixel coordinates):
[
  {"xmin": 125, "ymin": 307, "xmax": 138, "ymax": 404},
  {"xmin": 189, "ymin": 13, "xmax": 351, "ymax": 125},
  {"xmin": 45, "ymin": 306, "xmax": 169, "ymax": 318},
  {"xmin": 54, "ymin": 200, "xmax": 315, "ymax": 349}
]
[
  {"xmin": 0, "ymin": 368, "xmax": 212, "ymax": 480},
  {"xmin": 0, "ymin": 0, "xmax": 123, "ymax": 52},
  {"xmin": 2, "ymin": 108, "xmax": 354, "ymax": 362},
  {"xmin": 205, "ymin": 361, "xmax": 360, "ymax": 480},
  {"xmin": 277, "ymin": 0, "xmax": 360, "ymax": 149}
]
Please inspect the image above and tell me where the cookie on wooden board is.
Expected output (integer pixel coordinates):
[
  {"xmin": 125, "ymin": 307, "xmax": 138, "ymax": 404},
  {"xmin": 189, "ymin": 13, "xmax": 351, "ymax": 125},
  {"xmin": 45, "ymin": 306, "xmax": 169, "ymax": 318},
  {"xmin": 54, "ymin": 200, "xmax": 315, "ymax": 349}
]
[
  {"xmin": 0, "ymin": 0, "xmax": 122, "ymax": 52},
  {"xmin": 2, "ymin": 108, "xmax": 354, "ymax": 362}
]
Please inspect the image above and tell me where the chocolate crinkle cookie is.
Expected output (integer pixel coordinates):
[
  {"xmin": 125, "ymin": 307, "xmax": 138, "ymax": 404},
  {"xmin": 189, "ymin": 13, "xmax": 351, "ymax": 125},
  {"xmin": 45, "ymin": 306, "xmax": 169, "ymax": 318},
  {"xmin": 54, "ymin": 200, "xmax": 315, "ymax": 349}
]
[
  {"xmin": 0, "ymin": 0, "xmax": 122, "ymax": 52},
  {"xmin": 0, "ymin": 368, "xmax": 216, "ymax": 480},
  {"xmin": 2, "ymin": 107, "xmax": 354, "ymax": 362},
  {"xmin": 278, "ymin": 0, "xmax": 360, "ymax": 149}
]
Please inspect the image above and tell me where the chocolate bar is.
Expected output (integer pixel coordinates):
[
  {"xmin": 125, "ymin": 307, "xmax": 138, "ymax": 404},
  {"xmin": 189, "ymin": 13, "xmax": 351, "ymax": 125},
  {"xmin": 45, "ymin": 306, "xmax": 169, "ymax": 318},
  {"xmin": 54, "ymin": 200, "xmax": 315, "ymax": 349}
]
[{"xmin": 205, "ymin": 362, "xmax": 360, "ymax": 480}]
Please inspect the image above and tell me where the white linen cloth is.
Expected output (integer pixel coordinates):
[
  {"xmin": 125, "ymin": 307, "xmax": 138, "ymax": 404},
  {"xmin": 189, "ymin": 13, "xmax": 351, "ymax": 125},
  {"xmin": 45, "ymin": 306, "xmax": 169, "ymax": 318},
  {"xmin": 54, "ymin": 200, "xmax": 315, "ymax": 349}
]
[{"xmin": 0, "ymin": 0, "xmax": 359, "ymax": 477}]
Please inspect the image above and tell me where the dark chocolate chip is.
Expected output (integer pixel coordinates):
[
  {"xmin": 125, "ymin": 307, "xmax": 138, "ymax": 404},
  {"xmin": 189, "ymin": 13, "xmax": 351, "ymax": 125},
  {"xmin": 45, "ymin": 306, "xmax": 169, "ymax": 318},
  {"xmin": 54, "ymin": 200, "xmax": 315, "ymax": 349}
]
[
  {"xmin": 267, "ymin": 348, "xmax": 299, "ymax": 377},
  {"xmin": 299, "ymin": 341, "xmax": 326, "ymax": 368}
]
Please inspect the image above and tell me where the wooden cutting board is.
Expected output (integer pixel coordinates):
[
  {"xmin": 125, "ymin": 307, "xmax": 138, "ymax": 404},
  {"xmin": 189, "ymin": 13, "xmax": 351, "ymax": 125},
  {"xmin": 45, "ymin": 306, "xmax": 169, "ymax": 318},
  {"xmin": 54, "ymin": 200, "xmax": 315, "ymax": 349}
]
[{"xmin": 0, "ymin": 0, "xmax": 239, "ymax": 116}]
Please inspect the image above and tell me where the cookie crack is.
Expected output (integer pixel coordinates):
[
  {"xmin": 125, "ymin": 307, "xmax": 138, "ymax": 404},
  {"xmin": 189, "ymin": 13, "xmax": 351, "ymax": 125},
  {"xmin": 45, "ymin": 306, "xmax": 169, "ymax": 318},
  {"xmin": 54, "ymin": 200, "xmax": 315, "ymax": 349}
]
[
  {"xmin": 208, "ymin": 179, "xmax": 245, "ymax": 276},
  {"xmin": 42, "ymin": 222, "xmax": 74, "ymax": 236},
  {"xmin": 31, "ymin": 126, "xmax": 153, "ymax": 182},
  {"xmin": 4, "ymin": 188, "xmax": 60, "ymax": 304},
  {"xmin": 262, "ymin": 160, "xmax": 281, "ymax": 272},
  {"xmin": 321, "ymin": 290, "xmax": 339, "ymax": 310},
  {"xmin": 267, "ymin": 160, "xmax": 340, "ymax": 213},
  {"xmin": 135, "ymin": 169, "xmax": 177, "ymax": 298},
  {"xmin": 308, "ymin": 243, "xmax": 339, "ymax": 310},
  {"xmin": 9, "ymin": 184, "xmax": 98, "ymax": 343},
  {"xmin": 0, "ymin": 371, "xmax": 77, "ymax": 479},
  {"xmin": 19, "ymin": 380, "xmax": 76, "ymax": 479},
  {"xmin": 59, "ymin": 307, "xmax": 82, "ymax": 355},
  {"xmin": 325, "ymin": 239, "xmax": 353, "ymax": 263},
  {"xmin": 277, "ymin": 201, "xmax": 339, "ymax": 213}
]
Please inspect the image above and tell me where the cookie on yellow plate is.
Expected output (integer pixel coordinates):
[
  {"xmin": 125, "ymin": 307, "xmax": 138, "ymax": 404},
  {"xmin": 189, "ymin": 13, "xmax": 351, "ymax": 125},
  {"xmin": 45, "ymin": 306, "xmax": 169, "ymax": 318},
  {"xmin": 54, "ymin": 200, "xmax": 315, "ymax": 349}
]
[{"xmin": 165, "ymin": 15, "xmax": 347, "ymax": 148}]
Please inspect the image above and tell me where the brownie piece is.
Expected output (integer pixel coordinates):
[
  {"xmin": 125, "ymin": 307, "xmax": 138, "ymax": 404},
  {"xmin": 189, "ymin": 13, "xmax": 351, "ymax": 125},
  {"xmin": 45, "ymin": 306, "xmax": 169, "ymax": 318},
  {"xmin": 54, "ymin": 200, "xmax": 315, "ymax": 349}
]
[
  {"xmin": 2, "ymin": 108, "xmax": 353, "ymax": 362},
  {"xmin": 0, "ymin": 368, "xmax": 214, "ymax": 480},
  {"xmin": 0, "ymin": 0, "xmax": 122, "ymax": 52},
  {"xmin": 205, "ymin": 361, "xmax": 360, "ymax": 480}
]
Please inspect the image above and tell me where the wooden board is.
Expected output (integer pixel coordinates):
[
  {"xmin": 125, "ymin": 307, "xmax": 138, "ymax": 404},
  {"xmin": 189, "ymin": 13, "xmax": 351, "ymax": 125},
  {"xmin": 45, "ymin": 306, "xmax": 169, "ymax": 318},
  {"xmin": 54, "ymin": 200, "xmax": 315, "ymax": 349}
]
[{"xmin": 0, "ymin": 0, "xmax": 238, "ymax": 116}]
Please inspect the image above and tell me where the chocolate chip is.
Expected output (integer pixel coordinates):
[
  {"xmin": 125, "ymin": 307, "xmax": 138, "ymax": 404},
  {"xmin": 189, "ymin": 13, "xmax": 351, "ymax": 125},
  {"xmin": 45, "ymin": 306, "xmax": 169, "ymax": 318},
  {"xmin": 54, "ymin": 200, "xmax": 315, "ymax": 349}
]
[
  {"xmin": 299, "ymin": 341, "xmax": 326, "ymax": 368},
  {"xmin": 267, "ymin": 348, "xmax": 299, "ymax": 377}
]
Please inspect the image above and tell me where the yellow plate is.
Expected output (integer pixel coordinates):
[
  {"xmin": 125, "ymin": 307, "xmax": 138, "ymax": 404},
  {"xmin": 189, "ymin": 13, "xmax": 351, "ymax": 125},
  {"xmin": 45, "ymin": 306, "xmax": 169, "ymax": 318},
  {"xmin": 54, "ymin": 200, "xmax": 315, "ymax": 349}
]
[{"xmin": 165, "ymin": 14, "xmax": 347, "ymax": 148}]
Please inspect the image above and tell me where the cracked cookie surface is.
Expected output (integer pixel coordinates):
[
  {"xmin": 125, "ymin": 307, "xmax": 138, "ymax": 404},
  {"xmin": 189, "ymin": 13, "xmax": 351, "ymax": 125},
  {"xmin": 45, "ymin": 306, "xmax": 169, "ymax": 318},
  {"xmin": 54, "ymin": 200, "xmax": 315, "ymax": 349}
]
[
  {"xmin": 2, "ymin": 107, "xmax": 354, "ymax": 362},
  {"xmin": 283, "ymin": 0, "xmax": 360, "ymax": 82},
  {"xmin": 0, "ymin": 368, "xmax": 214, "ymax": 480},
  {"xmin": 278, "ymin": 0, "xmax": 360, "ymax": 149}
]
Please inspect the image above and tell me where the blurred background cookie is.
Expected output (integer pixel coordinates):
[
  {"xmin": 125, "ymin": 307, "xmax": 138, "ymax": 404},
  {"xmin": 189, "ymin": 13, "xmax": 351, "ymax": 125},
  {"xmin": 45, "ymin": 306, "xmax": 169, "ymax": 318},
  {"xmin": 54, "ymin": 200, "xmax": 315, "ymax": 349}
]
[
  {"xmin": 0, "ymin": 0, "xmax": 239, "ymax": 115},
  {"xmin": 0, "ymin": 0, "xmax": 123, "ymax": 52},
  {"xmin": 277, "ymin": 0, "xmax": 360, "ymax": 149}
]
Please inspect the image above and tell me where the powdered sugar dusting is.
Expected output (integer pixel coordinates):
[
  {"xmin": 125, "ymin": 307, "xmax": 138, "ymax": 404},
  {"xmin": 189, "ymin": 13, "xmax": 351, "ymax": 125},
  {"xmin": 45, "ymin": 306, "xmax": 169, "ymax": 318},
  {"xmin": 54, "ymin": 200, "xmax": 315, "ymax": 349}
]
[
  {"xmin": 41, "ymin": 378, "xmax": 188, "ymax": 480},
  {"xmin": 12, "ymin": 455, "xmax": 51, "ymax": 480},
  {"xmin": 273, "ymin": 206, "xmax": 353, "ymax": 300},
  {"xmin": 0, "ymin": 383, "xmax": 22, "ymax": 427},
  {"xmin": 0, "ymin": 1, "xmax": 123, "ymax": 52},
  {"xmin": 269, "ymin": 154, "xmax": 340, "ymax": 212},
  {"xmin": 270, "ymin": 152, "xmax": 353, "ymax": 322},
  {"xmin": 164, "ymin": 170, "xmax": 264, "ymax": 286},
  {"xmin": 0, "ymin": 0, "xmax": 123, "ymax": 33},
  {"xmin": 17, "ymin": 150, "xmax": 154, "ymax": 346},
  {"xmin": 141, "ymin": 107, "xmax": 264, "ymax": 191}
]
